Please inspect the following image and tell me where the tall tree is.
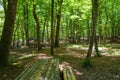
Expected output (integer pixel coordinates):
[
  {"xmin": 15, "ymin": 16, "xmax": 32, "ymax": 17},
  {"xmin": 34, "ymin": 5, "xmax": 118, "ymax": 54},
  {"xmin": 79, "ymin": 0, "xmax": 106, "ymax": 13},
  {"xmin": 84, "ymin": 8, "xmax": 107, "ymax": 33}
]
[
  {"xmin": 94, "ymin": 0, "xmax": 100, "ymax": 57},
  {"xmin": 23, "ymin": 2, "xmax": 29, "ymax": 46},
  {"xmin": 33, "ymin": 0, "xmax": 41, "ymax": 51},
  {"xmin": 50, "ymin": 0, "xmax": 55, "ymax": 55},
  {"xmin": 83, "ymin": 0, "xmax": 99, "ymax": 67},
  {"xmin": 54, "ymin": 0, "xmax": 63, "ymax": 47},
  {"xmin": 42, "ymin": 18, "xmax": 47, "ymax": 42},
  {"xmin": 0, "ymin": 0, "xmax": 18, "ymax": 66}
]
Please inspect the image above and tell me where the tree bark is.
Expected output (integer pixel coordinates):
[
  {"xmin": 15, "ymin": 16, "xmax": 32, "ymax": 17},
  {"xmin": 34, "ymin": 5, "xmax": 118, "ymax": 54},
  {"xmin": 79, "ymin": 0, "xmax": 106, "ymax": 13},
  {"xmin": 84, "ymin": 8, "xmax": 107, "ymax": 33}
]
[
  {"xmin": 94, "ymin": 0, "xmax": 100, "ymax": 57},
  {"xmin": 23, "ymin": 3, "xmax": 29, "ymax": 46},
  {"xmin": 50, "ymin": 0, "xmax": 55, "ymax": 55},
  {"xmin": 42, "ymin": 18, "xmax": 47, "ymax": 42},
  {"xmin": 33, "ymin": 1, "xmax": 41, "ymax": 51},
  {"xmin": 83, "ymin": 0, "xmax": 99, "ymax": 67},
  {"xmin": 54, "ymin": 0, "xmax": 63, "ymax": 47},
  {"xmin": 0, "ymin": 0, "xmax": 17, "ymax": 66}
]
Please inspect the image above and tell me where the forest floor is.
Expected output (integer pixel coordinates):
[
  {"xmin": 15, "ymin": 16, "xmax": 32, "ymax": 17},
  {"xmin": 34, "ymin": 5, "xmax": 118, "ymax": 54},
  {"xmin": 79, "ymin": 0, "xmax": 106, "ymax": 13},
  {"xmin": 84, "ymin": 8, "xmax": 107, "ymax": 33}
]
[{"xmin": 0, "ymin": 44, "xmax": 120, "ymax": 80}]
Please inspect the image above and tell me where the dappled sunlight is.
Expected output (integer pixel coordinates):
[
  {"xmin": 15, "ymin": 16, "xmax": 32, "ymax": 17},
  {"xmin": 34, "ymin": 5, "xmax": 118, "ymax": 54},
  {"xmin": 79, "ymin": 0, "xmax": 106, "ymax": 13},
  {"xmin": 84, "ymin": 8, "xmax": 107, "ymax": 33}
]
[
  {"xmin": 12, "ymin": 61, "xmax": 23, "ymax": 66},
  {"xmin": 80, "ymin": 47, "xmax": 88, "ymax": 51},
  {"xmin": 69, "ymin": 53, "xmax": 86, "ymax": 58},
  {"xmin": 112, "ymin": 49, "xmax": 120, "ymax": 56},
  {"xmin": 18, "ymin": 54, "xmax": 36, "ymax": 60},
  {"xmin": 58, "ymin": 52, "xmax": 86, "ymax": 58},
  {"xmin": 57, "ymin": 46, "xmax": 120, "ymax": 59},
  {"xmin": 114, "ymin": 75, "xmax": 119, "ymax": 78},
  {"xmin": 10, "ymin": 52, "xmax": 19, "ymax": 55},
  {"xmin": 20, "ymin": 46, "xmax": 28, "ymax": 48},
  {"xmin": 57, "ymin": 47, "xmax": 87, "ymax": 58},
  {"xmin": 67, "ymin": 44, "xmax": 83, "ymax": 48},
  {"xmin": 36, "ymin": 53, "xmax": 53, "ymax": 59},
  {"xmin": 98, "ymin": 47, "xmax": 120, "ymax": 56},
  {"xmin": 59, "ymin": 61, "xmax": 70, "ymax": 71},
  {"xmin": 74, "ymin": 69, "xmax": 83, "ymax": 76},
  {"xmin": 8, "ymin": 44, "xmax": 120, "ymax": 80},
  {"xmin": 98, "ymin": 47, "xmax": 109, "ymax": 51}
]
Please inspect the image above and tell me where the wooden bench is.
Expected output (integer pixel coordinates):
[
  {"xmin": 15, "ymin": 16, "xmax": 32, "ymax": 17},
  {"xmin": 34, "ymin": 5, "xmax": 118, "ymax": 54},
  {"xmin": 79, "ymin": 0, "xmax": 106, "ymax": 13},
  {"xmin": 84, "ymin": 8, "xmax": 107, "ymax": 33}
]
[
  {"xmin": 15, "ymin": 59, "xmax": 60, "ymax": 80},
  {"xmin": 63, "ymin": 66, "xmax": 76, "ymax": 80}
]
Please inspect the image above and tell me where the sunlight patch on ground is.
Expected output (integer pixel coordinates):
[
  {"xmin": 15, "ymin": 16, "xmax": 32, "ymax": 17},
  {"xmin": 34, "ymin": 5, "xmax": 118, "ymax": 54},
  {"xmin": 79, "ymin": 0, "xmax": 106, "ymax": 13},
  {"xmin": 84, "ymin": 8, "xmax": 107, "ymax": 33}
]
[
  {"xmin": 112, "ymin": 49, "xmax": 120, "ymax": 56},
  {"xmin": 20, "ymin": 46, "xmax": 28, "ymax": 48},
  {"xmin": 59, "ymin": 61, "xmax": 84, "ymax": 76},
  {"xmin": 58, "ymin": 53, "xmax": 86, "ymax": 58},
  {"xmin": 99, "ymin": 48, "xmax": 120, "ymax": 56},
  {"xmin": 12, "ymin": 61, "xmax": 22, "ymax": 66},
  {"xmin": 67, "ymin": 44, "xmax": 83, "ymax": 48},
  {"xmin": 74, "ymin": 69, "xmax": 83, "ymax": 76},
  {"xmin": 18, "ymin": 54, "xmax": 36, "ymax": 60},
  {"xmin": 59, "ymin": 61, "xmax": 70, "ymax": 71},
  {"xmin": 10, "ymin": 52, "xmax": 19, "ymax": 55},
  {"xmin": 57, "ymin": 46, "xmax": 120, "ymax": 59},
  {"xmin": 70, "ymin": 53, "xmax": 86, "ymax": 58},
  {"xmin": 36, "ymin": 53, "xmax": 52, "ymax": 59}
]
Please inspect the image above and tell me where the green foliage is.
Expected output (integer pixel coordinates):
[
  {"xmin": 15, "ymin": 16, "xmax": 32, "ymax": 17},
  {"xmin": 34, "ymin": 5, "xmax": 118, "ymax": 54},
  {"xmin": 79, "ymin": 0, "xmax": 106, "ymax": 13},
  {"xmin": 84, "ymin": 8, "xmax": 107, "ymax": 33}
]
[{"xmin": 0, "ymin": 0, "xmax": 120, "ymax": 41}]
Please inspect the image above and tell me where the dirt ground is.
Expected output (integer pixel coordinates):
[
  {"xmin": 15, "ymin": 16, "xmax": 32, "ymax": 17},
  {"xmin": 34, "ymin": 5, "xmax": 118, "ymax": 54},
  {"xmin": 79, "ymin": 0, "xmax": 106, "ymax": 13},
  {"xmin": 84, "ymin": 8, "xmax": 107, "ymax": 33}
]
[{"xmin": 0, "ymin": 44, "xmax": 120, "ymax": 80}]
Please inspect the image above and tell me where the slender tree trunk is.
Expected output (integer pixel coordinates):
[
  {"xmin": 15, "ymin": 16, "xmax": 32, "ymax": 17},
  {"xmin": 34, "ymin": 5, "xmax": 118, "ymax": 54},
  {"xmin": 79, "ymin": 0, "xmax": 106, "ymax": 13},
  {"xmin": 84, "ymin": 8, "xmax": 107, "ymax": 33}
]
[
  {"xmin": 94, "ymin": 35, "xmax": 100, "ymax": 57},
  {"xmin": 50, "ymin": 0, "xmax": 55, "ymax": 55},
  {"xmin": 54, "ymin": 0, "xmax": 63, "ymax": 47},
  {"xmin": 98, "ymin": 12, "xmax": 102, "ymax": 44},
  {"xmin": 94, "ymin": 0, "xmax": 100, "ymax": 57},
  {"xmin": 110, "ymin": 1, "xmax": 115, "ymax": 44},
  {"xmin": 23, "ymin": 3, "xmax": 29, "ymax": 46},
  {"xmin": 0, "ymin": 0, "xmax": 17, "ymax": 66},
  {"xmin": 87, "ymin": 16, "xmax": 90, "ymax": 44},
  {"xmin": 104, "ymin": 2, "xmax": 108, "ymax": 43},
  {"xmin": 21, "ymin": 26, "xmax": 25, "ymax": 45},
  {"xmin": 33, "ymin": 1, "xmax": 41, "ymax": 51},
  {"xmin": 42, "ymin": 18, "xmax": 47, "ymax": 42},
  {"xmin": 46, "ymin": 21, "xmax": 49, "ymax": 42},
  {"xmin": 111, "ymin": 20, "xmax": 115, "ymax": 44},
  {"xmin": 83, "ymin": 0, "xmax": 99, "ymax": 67},
  {"xmin": 13, "ymin": 21, "xmax": 19, "ymax": 45}
]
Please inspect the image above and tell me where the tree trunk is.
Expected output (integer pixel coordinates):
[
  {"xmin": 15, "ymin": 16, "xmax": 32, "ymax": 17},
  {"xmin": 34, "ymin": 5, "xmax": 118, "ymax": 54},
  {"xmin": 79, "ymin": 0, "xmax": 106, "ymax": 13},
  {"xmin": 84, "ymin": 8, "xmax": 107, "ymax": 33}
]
[
  {"xmin": 87, "ymin": 16, "xmax": 90, "ymax": 44},
  {"xmin": 94, "ymin": 0, "xmax": 100, "ymax": 57},
  {"xmin": 50, "ymin": 0, "xmax": 55, "ymax": 55},
  {"xmin": 94, "ymin": 35, "xmax": 100, "ymax": 57},
  {"xmin": 0, "ymin": 0, "xmax": 17, "ymax": 66},
  {"xmin": 21, "ymin": 26, "xmax": 25, "ymax": 45},
  {"xmin": 54, "ymin": 0, "xmax": 63, "ymax": 47},
  {"xmin": 42, "ymin": 18, "xmax": 46, "ymax": 42},
  {"xmin": 23, "ymin": 3, "xmax": 29, "ymax": 46},
  {"xmin": 46, "ymin": 21, "xmax": 49, "ymax": 42},
  {"xmin": 33, "ymin": 1, "xmax": 41, "ymax": 51},
  {"xmin": 83, "ymin": 0, "xmax": 99, "ymax": 67},
  {"xmin": 104, "ymin": 2, "xmax": 108, "ymax": 43}
]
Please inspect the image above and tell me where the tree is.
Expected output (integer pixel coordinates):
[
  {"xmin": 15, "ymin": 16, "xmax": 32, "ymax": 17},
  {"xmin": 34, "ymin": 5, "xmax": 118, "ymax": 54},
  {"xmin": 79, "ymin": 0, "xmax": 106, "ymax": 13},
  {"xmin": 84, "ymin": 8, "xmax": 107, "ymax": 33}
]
[
  {"xmin": 83, "ymin": 0, "xmax": 99, "ymax": 67},
  {"xmin": 23, "ymin": 1, "xmax": 29, "ymax": 46},
  {"xmin": 54, "ymin": 0, "xmax": 63, "ymax": 47},
  {"xmin": 0, "ymin": 0, "xmax": 18, "ymax": 66},
  {"xmin": 33, "ymin": 0, "xmax": 42, "ymax": 51},
  {"xmin": 50, "ymin": 0, "xmax": 55, "ymax": 55}
]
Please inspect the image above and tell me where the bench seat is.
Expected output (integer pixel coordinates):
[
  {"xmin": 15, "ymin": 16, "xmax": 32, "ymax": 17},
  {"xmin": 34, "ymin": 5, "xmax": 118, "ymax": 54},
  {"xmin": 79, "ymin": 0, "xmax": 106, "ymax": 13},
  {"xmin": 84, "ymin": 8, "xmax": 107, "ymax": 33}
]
[
  {"xmin": 63, "ymin": 66, "xmax": 76, "ymax": 80},
  {"xmin": 15, "ymin": 59, "xmax": 60, "ymax": 80}
]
